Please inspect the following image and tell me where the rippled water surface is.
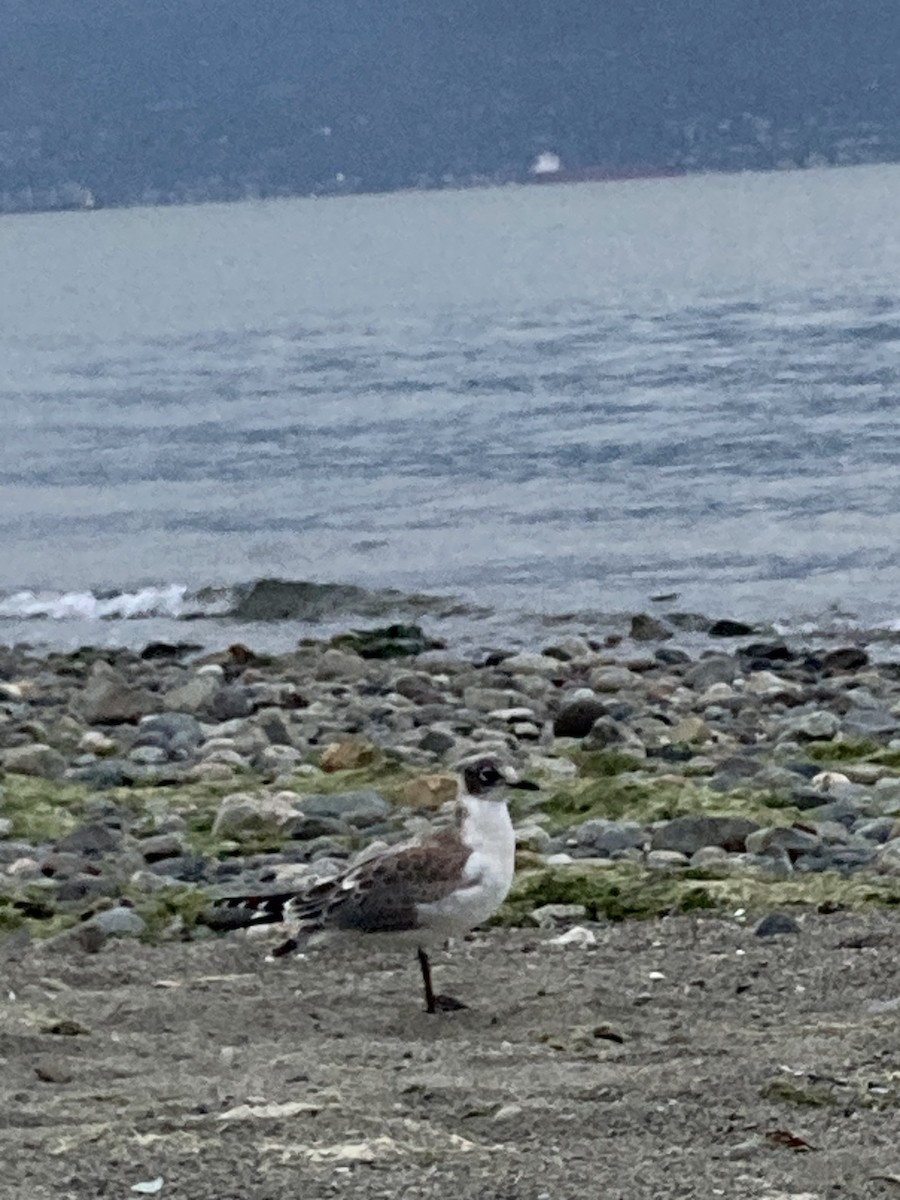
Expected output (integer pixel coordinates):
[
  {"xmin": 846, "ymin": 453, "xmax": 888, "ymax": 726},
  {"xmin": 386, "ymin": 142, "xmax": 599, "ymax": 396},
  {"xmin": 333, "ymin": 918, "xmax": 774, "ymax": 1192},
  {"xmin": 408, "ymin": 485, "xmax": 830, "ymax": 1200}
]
[{"xmin": 2, "ymin": 165, "xmax": 900, "ymax": 648}]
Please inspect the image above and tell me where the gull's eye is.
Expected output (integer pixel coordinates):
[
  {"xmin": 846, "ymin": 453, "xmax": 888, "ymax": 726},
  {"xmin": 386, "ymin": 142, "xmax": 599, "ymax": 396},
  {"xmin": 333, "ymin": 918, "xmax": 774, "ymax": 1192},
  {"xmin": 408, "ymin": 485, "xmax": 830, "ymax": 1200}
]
[{"xmin": 478, "ymin": 765, "xmax": 500, "ymax": 787}]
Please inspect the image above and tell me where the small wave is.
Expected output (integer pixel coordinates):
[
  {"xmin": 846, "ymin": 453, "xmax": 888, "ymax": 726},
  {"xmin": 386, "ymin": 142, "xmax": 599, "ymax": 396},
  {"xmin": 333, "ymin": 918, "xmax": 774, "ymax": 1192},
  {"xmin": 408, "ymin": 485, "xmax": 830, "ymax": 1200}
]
[
  {"xmin": 0, "ymin": 578, "xmax": 483, "ymax": 625},
  {"xmin": 0, "ymin": 585, "xmax": 188, "ymax": 621}
]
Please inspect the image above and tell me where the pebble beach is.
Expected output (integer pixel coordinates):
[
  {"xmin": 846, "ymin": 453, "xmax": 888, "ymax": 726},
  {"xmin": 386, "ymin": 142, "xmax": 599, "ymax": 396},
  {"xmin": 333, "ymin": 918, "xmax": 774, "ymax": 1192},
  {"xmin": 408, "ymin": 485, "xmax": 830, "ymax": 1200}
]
[{"xmin": 3, "ymin": 612, "xmax": 900, "ymax": 951}]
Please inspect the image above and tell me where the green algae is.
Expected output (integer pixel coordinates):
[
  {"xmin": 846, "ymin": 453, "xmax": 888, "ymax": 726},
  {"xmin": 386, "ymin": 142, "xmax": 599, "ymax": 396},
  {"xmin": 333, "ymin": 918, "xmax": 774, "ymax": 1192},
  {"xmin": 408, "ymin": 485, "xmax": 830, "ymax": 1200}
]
[
  {"xmin": 0, "ymin": 777, "xmax": 88, "ymax": 842},
  {"xmin": 805, "ymin": 738, "xmax": 900, "ymax": 768},
  {"xmin": 496, "ymin": 862, "xmax": 900, "ymax": 927},
  {"xmin": 537, "ymin": 773, "xmax": 800, "ymax": 833}
]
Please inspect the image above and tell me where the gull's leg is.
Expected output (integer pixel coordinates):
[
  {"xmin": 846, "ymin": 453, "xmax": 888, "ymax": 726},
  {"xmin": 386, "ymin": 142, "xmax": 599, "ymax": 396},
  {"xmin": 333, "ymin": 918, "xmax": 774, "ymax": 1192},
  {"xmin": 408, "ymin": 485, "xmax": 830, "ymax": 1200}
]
[{"xmin": 416, "ymin": 946, "xmax": 468, "ymax": 1014}]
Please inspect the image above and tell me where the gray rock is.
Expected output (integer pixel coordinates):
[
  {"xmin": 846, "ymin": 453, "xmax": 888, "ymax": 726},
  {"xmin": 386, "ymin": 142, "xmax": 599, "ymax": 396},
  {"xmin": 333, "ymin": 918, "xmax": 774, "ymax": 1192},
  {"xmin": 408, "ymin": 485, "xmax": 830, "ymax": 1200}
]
[
  {"xmin": 255, "ymin": 708, "xmax": 296, "ymax": 745},
  {"xmin": 553, "ymin": 698, "xmax": 608, "ymax": 739},
  {"xmin": 392, "ymin": 675, "xmax": 446, "ymax": 705},
  {"xmin": 209, "ymin": 685, "xmax": 255, "ymax": 721},
  {"xmin": 629, "ymin": 613, "xmax": 673, "ymax": 641},
  {"xmin": 128, "ymin": 745, "xmax": 168, "ymax": 765},
  {"xmin": 821, "ymin": 647, "xmax": 869, "ymax": 673},
  {"xmin": 139, "ymin": 833, "xmax": 187, "ymax": 862},
  {"xmin": 651, "ymin": 815, "xmax": 759, "ymax": 855},
  {"xmin": 575, "ymin": 819, "xmax": 645, "ymax": 855},
  {"xmin": 589, "ymin": 667, "xmax": 638, "ymax": 693},
  {"xmin": 55, "ymin": 875, "xmax": 121, "ymax": 904},
  {"xmin": 582, "ymin": 717, "xmax": 627, "ymax": 750},
  {"xmin": 795, "ymin": 846, "xmax": 878, "ymax": 873},
  {"xmin": 3, "ymin": 743, "xmax": 67, "ymax": 780},
  {"xmin": 66, "ymin": 759, "xmax": 130, "ymax": 789},
  {"xmin": 683, "ymin": 656, "xmax": 738, "ymax": 691},
  {"xmin": 514, "ymin": 824, "xmax": 553, "ymax": 854},
  {"xmin": 841, "ymin": 708, "xmax": 900, "ymax": 737},
  {"xmin": 689, "ymin": 845, "xmax": 730, "ymax": 867},
  {"xmin": 875, "ymin": 841, "xmax": 900, "ymax": 876},
  {"xmin": 530, "ymin": 903, "xmax": 588, "ymax": 926},
  {"xmin": 755, "ymin": 912, "xmax": 801, "ymax": 937},
  {"xmin": 86, "ymin": 906, "xmax": 147, "ymax": 937},
  {"xmin": 646, "ymin": 849, "xmax": 689, "ymax": 868},
  {"xmin": 162, "ymin": 675, "xmax": 220, "ymax": 714},
  {"xmin": 854, "ymin": 817, "xmax": 898, "ymax": 843},
  {"xmin": 0, "ymin": 818, "xmax": 12, "ymax": 838},
  {"xmin": 745, "ymin": 826, "xmax": 822, "ymax": 858},
  {"xmin": 78, "ymin": 669, "xmax": 155, "ymax": 725},
  {"xmin": 780, "ymin": 710, "xmax": 840, "ymax": 741},
  {"xmin": 146, "ymin": 854, "xmax": 209, "ymax": 882},
  {"xmin": 253, "ymin": 745, "xmax": 305, "ymax": 772},
  {"xmin": 137, "ymin": 712, "xmax": 204, "ymax": 752},
  {"xmin": 418, "ymin": 729, "xmax": 456, "ymax": 755},
  {"xmin": 212, "ymin": 792, "xmax": 305, "ymax": 841},
  {"xmin": 55, "ymin": 823, "xmax": 123, "ymax": 857},
  {"xmin": 501, "ymin": 652, "xmax": 564, "ymax": 675},
  {"xmin": 298, "ymin": 790, "xmax": 391, "ymax": 823},
  {"xmin": 463, "ymin": 687, "xmax": 525, "ymax": 712}
]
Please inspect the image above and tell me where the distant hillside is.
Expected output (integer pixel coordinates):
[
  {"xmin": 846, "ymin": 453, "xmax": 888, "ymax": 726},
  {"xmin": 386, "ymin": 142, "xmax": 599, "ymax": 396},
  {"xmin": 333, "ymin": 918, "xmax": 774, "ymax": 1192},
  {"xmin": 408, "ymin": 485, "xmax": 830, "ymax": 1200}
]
[{"xmin": 2, "ymin": 0, "xmax": 900, "ymax": 212}]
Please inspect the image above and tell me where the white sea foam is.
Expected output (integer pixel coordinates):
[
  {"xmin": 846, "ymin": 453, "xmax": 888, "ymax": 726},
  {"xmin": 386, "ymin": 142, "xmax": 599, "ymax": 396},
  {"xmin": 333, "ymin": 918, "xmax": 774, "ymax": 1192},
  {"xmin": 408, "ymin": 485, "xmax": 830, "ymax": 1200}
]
[{"xmin": 0, "ymin": 585, "xmax": 188, "ymax": 621}]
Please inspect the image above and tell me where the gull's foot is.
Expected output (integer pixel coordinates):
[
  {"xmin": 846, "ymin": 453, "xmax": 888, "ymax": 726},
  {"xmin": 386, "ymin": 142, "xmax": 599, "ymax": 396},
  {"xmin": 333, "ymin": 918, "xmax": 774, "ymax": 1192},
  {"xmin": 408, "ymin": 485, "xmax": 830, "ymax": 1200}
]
[{"xmin": 428, "ymin": 993, "xmax": 469, "ymax": 1014}]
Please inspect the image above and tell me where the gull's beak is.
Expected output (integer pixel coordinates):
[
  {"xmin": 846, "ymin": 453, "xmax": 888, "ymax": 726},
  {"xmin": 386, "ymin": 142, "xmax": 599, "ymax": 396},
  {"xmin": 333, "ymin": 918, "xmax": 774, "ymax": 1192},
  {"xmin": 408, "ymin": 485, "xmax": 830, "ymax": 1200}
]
[{"xmin": 501, "ymin": 765, "xmax": 540, "ymax": 791}]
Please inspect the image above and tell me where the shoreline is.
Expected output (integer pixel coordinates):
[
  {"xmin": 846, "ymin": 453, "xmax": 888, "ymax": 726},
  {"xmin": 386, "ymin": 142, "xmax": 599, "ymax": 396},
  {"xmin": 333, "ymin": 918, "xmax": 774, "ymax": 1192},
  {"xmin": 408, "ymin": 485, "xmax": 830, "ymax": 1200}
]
[{"xmin": 2, "ymin": 618, "xmax": 900, "ymax": 950}]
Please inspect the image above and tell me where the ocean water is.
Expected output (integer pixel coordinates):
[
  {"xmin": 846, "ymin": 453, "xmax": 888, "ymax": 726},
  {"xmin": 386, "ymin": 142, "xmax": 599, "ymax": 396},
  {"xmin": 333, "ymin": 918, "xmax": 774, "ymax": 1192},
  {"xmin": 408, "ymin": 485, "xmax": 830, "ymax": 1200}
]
[{"xmin": 2, "ymin": 164, "xmax": 900, "ymax": 652}]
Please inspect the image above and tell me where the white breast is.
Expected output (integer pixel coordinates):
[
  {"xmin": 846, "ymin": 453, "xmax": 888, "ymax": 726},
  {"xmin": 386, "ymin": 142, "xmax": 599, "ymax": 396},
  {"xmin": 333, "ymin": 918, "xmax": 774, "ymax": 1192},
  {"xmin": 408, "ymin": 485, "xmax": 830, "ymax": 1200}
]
[{"xmin": 416, "ymin": 796, "xmax": 516, "ymax": 937}]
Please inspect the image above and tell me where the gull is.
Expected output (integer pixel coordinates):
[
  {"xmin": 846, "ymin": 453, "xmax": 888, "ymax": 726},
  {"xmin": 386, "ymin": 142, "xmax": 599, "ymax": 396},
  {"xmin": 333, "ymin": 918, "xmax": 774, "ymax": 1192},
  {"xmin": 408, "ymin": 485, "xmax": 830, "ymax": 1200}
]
[{"xmin": 213, "ymin": 754, "xmax": 538, "ymax": 1013}]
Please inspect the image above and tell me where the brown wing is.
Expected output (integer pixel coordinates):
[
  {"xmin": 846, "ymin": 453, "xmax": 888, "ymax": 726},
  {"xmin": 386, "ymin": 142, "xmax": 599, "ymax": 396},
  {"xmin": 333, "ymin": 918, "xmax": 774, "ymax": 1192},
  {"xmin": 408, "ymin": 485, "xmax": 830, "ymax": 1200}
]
[{"xmin": 286, "ymin": 827, "xmax": 471, "ymax": 934}]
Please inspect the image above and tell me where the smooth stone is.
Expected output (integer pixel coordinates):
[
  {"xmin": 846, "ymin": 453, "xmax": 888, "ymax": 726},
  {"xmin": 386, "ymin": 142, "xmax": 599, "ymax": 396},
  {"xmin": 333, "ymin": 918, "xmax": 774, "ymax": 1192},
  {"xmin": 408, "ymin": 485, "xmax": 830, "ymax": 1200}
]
[
  {"xmin": 55, "ymin": 823, "xmax": 123, "ymax": 857},
  {"xmin": 128, "ymin": 745, "xmax": 168, "ymax": 765},
  {"xmin": 396, "ymin": 774, "xmax": 457, "ymax": 810},
  {"xmin": 514, "ymin": 824, "xmax": 553, "ymax": 854},
  {"xmin": 575, "ymin": 819, "xmax": 645, "ymax": 854},
  {"xmin": 0, "ymin": 818, "xmax": 12, "ymax": 839},
  {"xmin": 66, "ymin": 760, "xmax": 130, "ymax": 789},
  {"xmin": 646, "ymin": 849, "xmax": 689, "ymax": 868},
  {"xmin": 581, "ymin": 717, "xmax": 627, "ymax": 750},
  {"xmin": 462, "ymin": 687, "xmax": 523, "ymax": 712},
  {"xmin": 553, "ymin": 698, "xmax": 608, "ymax": 739},
  {"xmin": 418, "ymin": 729, "xmax": 456, "ymax": 755},
  {"xmin": 651, "ymin": 815, "xmax": 759, "ymax": 855},
  {"xmin": 683, "ymin": 656, "xmax": 738, "ymax": 690},
  {"xmin": 162, "ymin": 676, "xmax": 221, "ymax": 714},
  {"xmin": 139, "ymin": 833, "xmax": 187, "ymax": 862},
  {"xmin": 77, "ymin": 666, "xmax": 155, "ymax": 725},
  {"xmin": 86, "ymin": 906, "xmax": 147, "ymax": 937},
  {"xmin": 745, "ymin": 826, "xmax": 821, "ymax": 858},
  {"xmin": 875, "ymin": 841, "xmax": 900, "ymax": 876},
  {"xmin": 708, "ymin": 619, "xmax": 755, "ymax": 637},
  {"xmin": 137, "ymin": 711, "xmax": 204, "ymax": 750},
  {"xmin": 208, "ymin": 685, "xmax": 255, "ymax": 721},
  {"xmin": 212, "ymin": 792, "xmax": 306, "ymax": 840},
  {"xmin": 841, "ymin": 708, "xmax": 899, "ymax": 737},
  {"xmin": 855, "ymin": 817, "xmax": 898, "ymax": 843},
  {"xmin": 821, "ymin": 647, "xmax": 869, "ymax": 672},
  {"xmin": 629, "ymin": 613, "xmax": 673, "ymax": 641},
  {"xmin": 2, "ymin": 743, "xmax": 67, "ymax": 780},
  {"xmin": 589, "ymin": 667, "xmax": 639, "ymax": 693},
  {"xmin": 297, "ymin": 790, "xmax": 390, "ymax": 822},
  {"xmin": 319, "ymin": 738, "xmax": 379, "ymax": 771},
  {"xmin": 501, "ymin": 652, "xmax": 564, "ymax": 675},
  {"xmin": 253, "ymin": 745, "xmax": 305, "ymax": 772},
  {"xmin": 689, "ymin": 845, "xmax": 730, "ymax": 867},
  {"xmin": 530, "ymin": 903, "xmax": 588, "ymax": 926},
  {"xmin": 779, "ymin": 710, "xmax": 840, "ymax": 741},
  {"xmin": 755, "ymin": 912, "xmax": 801, "ymax": 937},
  {"xmin": 255, "ymin": 708, "xmax": 296, "ymax": 745},
  {"xmin": 77, "ymin": 730, "xmax": 118, "ymax": 755}
]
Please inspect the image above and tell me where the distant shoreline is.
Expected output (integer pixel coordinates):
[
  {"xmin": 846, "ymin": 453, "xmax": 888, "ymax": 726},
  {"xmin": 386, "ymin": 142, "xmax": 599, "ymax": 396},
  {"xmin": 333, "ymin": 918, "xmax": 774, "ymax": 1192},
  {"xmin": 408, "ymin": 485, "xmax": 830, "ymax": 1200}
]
[{"xmin": 2, "ymin": 156, "xmax": 898, "ymax": 221}]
